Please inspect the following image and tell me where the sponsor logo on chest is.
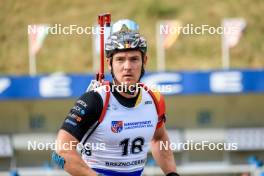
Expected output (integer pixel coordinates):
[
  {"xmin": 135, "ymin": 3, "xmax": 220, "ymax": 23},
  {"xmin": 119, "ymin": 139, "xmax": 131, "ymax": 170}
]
[{"xmin": 111, "ymin": 120, "xmax": 154, "ymax": 133}]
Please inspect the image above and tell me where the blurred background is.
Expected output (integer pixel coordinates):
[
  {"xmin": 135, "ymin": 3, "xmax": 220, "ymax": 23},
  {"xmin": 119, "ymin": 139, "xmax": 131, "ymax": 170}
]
[{"xmin": 0, "ymin": 0, "xmax": 264, "ymax": 175}]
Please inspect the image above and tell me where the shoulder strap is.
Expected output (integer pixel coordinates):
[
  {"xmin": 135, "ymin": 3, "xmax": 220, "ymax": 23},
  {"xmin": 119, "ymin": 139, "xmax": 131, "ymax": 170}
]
[
  {"xmin": 138, "ymin": 83, "xmax": 160, "ymax": 115},
  {"xmin": 139, "ymin": 83, "xmax": 165, "ymax": 128},
  {"xmin": 98, "ymin": 81, "xmax": 111, "ymax": 122}
]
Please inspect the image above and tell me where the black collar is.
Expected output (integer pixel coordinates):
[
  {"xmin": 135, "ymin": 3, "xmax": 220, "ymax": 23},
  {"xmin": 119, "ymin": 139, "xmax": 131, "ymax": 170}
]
[{"xmin": 111, "ymin": 83, "xmax": 140, "ymax": 108}]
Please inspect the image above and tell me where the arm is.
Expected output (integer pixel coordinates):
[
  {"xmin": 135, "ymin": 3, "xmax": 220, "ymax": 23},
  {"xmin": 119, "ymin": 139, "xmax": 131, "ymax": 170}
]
[
  {"xmin": 151, "ymin": 124, "xmax": 177, "ymax": 175},
  {"xmin": 150, "ymin": 90, "xmax": 178, "ymax": 175},
  {"xmin": 53, "ymin": 91, "xmax": 103, "ymax": 176},
  {"xmin": 55, "ymin": 129, "xmax": 97, "ymax": 176}
]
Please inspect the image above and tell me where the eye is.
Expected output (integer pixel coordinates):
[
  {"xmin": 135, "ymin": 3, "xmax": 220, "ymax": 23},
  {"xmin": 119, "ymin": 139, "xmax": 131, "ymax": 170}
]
[
  {"xmin": 130, "ymin": 57, "xmax": 140, "ymax": 62},
  {"xmin": 115, "ymin": 57, "xmax": 124, "ymax": 62}
]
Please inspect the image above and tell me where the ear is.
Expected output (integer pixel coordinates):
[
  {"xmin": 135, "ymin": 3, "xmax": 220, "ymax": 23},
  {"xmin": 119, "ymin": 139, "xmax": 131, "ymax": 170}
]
[
  {"xmin": 143, "ymin": 55, "xmax": 148, "ymax": 67},
  {"xmin": 106, "ymin": 57, "xmax": 112, "ymax": 71}
]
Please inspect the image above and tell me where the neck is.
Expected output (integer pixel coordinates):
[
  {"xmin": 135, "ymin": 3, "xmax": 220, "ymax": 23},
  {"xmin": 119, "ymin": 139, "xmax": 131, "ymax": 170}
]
[{"xmin": 119, "ymin": 90, "xmax": 138, "ymax": 98}]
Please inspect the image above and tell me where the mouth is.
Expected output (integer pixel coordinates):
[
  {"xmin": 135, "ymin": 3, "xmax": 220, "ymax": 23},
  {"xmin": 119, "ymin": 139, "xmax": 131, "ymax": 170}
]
[{"xmin": 123, "ymin": 74, "xmax": 133, "ymax": 78}]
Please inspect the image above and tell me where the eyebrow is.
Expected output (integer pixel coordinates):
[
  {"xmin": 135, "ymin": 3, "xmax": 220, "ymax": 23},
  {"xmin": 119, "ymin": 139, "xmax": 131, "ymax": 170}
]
[
  {"xmin": 114, "ymin": 55, "xmax": 141, "ymax": 59},
  {"xmin": 114, "ymin": 56, "xmax": 125, "ymax": 60},
  {"xmin": 129, "ymin": 55, "xmax": 140, "ymax": 59}
]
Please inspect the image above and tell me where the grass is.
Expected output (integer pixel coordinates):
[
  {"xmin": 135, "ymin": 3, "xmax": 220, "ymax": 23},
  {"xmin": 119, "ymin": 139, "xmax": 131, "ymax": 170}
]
[{"xmin": 0, "ymin": 0, "xmax": 264, "ymax": 74}]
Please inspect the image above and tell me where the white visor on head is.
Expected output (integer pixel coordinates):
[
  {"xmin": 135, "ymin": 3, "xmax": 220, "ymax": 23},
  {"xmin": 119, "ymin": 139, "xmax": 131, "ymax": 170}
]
[{"xmin": 111, "ymin": 19, "xmax": 139, "ymax": 34}]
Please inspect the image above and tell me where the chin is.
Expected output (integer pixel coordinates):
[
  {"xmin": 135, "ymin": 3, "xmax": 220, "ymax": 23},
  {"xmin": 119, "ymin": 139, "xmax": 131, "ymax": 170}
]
[{"xmin": 121, "ymin": 80, "xmax": 136, "ymax": 86}]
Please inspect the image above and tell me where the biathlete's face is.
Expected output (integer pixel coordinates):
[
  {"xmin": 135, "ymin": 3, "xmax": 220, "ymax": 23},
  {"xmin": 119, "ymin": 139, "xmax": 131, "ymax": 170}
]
[{"xmin": 107, "ymin": 50, "xmax": 147, "ymax": 86}]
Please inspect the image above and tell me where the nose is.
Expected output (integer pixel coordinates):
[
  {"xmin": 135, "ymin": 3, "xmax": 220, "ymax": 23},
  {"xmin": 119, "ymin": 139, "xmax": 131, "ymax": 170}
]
[{"xmin": 123, "ymin": 59, "xmax": 132, "ymax": 70}]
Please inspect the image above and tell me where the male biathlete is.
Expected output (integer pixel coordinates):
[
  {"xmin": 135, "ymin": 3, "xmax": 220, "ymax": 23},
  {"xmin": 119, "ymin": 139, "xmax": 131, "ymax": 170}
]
[{"xmin": 53, "ymin": 19, "xmax": 180, "ymax": 176}]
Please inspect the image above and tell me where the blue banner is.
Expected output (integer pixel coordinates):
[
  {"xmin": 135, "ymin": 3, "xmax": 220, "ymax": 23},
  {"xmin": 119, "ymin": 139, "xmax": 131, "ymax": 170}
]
[{"xmin": 0, "ymin": 70, "xmax": 264, "ymax": 100}]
